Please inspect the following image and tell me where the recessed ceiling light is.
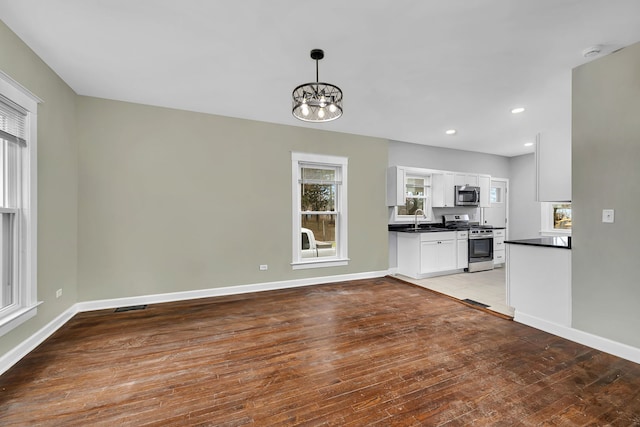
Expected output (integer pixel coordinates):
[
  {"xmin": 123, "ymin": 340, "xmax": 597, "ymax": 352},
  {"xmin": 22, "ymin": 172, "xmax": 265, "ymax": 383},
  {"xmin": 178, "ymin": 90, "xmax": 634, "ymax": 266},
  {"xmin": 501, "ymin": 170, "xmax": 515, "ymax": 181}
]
[
  {"xmin": 524, "ymin": 142, "xmax": 534, "ymax": 147},
  {"xmin": 582, "ymin": 45, "xmax": 602, "ymax": 58},
  {"xmin": 511, "ymin": 107, "xmax": 525, "ymax": 114},
  {"xmin": 445, "ymin": 129, "xmax": 456, "ymax": 135}
]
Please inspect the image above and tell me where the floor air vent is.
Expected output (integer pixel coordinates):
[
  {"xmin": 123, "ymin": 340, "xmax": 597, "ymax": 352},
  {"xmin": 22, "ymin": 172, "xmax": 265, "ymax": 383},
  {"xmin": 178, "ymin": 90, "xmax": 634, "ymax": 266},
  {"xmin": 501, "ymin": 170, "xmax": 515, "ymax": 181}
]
[
  {"xmin": 114, "ymin": 305, "xmax": 148, "ymax": 313},
  {"xmin": 462, "ymin": 299, "xmax": 490, "ymax": 308}
]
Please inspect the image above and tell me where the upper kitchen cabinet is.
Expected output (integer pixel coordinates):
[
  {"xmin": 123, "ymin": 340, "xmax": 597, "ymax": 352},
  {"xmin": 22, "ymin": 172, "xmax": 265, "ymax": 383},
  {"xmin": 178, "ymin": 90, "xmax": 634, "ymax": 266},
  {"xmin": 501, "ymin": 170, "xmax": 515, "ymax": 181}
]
[
  {"xmin": 386, "ymin": 166, "xmax": 406, "ymax": 206},
  {"xmin": 478, "ymin": 174, "xmax": 491, "ymax": 208},
  {"xmin": 535, "ymin": 132, "xmax": 571, "ymax": 202},
  {"xmin": 387, "ymin": 165, "xmax": 493, "ymax": 215},
  {"xmin": 432, "ymin": 172, "xmax": 454, "ymax": 207},
  {"xmin": 454, "ymin": 173, "xmax": 479, "ymax": 187}
]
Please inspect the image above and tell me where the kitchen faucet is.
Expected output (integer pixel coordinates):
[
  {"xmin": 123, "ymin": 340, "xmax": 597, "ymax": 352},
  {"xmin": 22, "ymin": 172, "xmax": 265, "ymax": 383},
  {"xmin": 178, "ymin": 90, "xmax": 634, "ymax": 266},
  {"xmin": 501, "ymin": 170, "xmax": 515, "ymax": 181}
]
[{"xmin": 414, "ymin": 209, "xmax": 427, "ymax": 230}]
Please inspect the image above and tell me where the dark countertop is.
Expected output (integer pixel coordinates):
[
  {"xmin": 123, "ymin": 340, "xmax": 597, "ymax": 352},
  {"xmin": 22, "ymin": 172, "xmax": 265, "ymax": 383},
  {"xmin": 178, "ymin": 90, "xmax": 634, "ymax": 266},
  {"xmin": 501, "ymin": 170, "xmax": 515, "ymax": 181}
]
[
  {"xmin": 388, "ymin": 224, "xmax": 505, "ymax": 233},
  {"xmin": 505, "ymin": 236, "xmax": 571, "ymax": 249},
  {"xmin": 388, "ymin": 225, "xmax": 453, "ymax": 233}
]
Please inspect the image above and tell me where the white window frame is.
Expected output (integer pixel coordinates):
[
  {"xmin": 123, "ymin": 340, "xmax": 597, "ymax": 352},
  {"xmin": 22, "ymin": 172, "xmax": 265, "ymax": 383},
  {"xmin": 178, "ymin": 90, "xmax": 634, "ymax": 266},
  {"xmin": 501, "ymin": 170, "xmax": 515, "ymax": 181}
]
[
  {"xmin": 540, "ymin": 202, "xmax": 571, "ymax": 237},
  {"xmin": 392, "ymin": 172, "xmax": 432, "ymax": 223},
  {"xmin": 291, "ymin": 152, "xmax": 348, "ymax": 269},
  {"xmin": 0, "ymin": 71, "xmax": 40, "ymax": 337}
]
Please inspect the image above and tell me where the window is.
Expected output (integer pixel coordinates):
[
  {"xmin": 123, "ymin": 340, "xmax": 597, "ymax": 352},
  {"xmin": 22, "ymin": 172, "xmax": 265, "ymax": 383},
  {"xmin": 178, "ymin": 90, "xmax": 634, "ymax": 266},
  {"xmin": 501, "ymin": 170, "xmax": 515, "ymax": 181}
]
[
  {"xmin": 393, "ymin": 172, "xmax": 431, "ymax": 222},
  {"xmin": 541, "ymin": 202, "xmax": 571, "ymax": 235},
  {"xmin": 0, "ymin": 71, "xmax": 39, "ymax": 337},
  {"xmin": 292, "ymin": 152, "xmax": 348, "ymax": 269},
  {"xmin": 398, "ymin": 175, "xmax": 429, "ymax": 216},
  {"xmin": 552, "ymin": 204, "xmax": 572, "ymax": 229},
  {"xmin": 490, "ymin": 186, "xmax": 503, "ymax": 204}
]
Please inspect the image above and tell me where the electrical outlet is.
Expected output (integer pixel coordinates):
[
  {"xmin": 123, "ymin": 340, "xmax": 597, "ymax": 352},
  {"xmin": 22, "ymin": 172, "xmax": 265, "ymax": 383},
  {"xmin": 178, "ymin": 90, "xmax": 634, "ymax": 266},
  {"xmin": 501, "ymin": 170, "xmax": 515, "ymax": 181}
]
[
  {"xmin": 602, "ymin": 209, "xmax": 615, "ymax": 223},
  {"xmin": 56, "ymin": 289, "xmax": 62, "ymax": 298},
  {"xmin": 259, "ymin": 265, "xmax": 268, "ymax": 271}
]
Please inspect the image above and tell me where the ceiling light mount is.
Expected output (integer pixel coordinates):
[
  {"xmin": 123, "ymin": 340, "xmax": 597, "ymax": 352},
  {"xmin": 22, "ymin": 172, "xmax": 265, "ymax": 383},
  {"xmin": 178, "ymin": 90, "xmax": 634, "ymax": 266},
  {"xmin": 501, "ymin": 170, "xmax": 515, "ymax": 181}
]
[
  {"xmin": 292, "ymin": 49, "xmax": 343, "ymax": 122},
  {"xmin": 309, "ymin": 48, "xmax": 324, "ymax": 62}
]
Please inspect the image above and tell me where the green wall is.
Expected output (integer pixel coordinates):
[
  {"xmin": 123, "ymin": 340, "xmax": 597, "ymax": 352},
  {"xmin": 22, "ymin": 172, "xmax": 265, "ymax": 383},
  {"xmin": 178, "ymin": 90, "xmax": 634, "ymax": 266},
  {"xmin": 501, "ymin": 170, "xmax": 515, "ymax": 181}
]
[
  {"xmin": 572, "ymin": 42, "xmax": 640, "ymax": 348},
  {"xmin": 76, "ymin": 97, "xmax": 388, "ymax": 300},
  {"xmin": 0, "ymin": 18, "xmax": 388, "ymax": 362},
  {"xmin": 0, "ymin": 20, "xmax": 78, "ymax": 357}
]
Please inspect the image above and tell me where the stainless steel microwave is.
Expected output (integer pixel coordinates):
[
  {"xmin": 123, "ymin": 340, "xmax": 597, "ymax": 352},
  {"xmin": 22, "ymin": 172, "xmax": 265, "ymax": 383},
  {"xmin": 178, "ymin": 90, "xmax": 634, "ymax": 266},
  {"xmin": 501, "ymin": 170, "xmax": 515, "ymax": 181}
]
[{"xmin": 455, "ymin": 185, "xmax": 480, "ymax": 206}]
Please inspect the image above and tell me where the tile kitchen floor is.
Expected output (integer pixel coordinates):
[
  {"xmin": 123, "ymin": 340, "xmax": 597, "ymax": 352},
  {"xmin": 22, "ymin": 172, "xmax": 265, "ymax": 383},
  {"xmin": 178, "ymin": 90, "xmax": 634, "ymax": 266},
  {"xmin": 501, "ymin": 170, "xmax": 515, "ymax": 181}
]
[{"xmin": 397, "ymin": 267, "xmax": 514, "ymax": 317}]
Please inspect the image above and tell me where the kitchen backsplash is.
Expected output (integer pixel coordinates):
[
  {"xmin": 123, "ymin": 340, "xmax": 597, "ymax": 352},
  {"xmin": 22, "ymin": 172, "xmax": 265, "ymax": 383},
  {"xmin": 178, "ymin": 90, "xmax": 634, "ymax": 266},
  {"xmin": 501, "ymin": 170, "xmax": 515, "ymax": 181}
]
[
  {"xmin": 432, "ymin": 207, "xmax": 480, "ymax": 224},
  {"xmin": 388, "ymin": 205, "xmax": 480, "ymax": 225}
]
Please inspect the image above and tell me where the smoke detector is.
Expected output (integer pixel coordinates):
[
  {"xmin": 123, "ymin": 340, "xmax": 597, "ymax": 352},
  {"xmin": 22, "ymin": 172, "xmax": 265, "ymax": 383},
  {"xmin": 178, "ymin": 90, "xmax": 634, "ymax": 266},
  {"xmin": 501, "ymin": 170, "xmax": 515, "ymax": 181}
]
[{"xmin": 582, "ymin": 45, "xmax": 602, "ymax": 58}]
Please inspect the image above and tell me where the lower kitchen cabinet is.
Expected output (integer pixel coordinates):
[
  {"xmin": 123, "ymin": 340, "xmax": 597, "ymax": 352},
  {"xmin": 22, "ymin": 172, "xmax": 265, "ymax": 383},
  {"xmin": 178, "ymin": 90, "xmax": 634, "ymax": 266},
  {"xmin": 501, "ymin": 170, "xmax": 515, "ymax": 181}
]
[
  {"xmin": 421, "ymin": 239, "xmax": 456, "ymax": 273},
  {"xmin": 396, "ymin": 231, "xmax": 459, "ymax": 279},
  {"xmin": 493, "ymin": 229, "xmax": 505, "ymax": 265},
  {"xmin": 456, "ymin": 231, "xmax": 469, "ymax": 269}
]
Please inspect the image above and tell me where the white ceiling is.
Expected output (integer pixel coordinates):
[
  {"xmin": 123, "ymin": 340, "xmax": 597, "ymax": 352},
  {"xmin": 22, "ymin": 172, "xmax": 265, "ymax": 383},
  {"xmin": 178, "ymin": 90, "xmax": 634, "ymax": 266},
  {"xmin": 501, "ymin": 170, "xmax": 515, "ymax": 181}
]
[{"xmin": 2, "ymin": 1, "xmax": 640, "ymax": 157}]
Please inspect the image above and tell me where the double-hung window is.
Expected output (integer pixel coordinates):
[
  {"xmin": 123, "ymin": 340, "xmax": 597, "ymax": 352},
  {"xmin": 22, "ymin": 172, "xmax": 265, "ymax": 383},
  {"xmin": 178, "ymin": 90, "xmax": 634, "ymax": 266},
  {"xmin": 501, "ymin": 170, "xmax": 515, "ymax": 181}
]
[
  {"xmin": 398, "ymin": 174, "xmax": 429, "ymax": 216},
  {"xmin": 0, "ymin": 71, "xmax": 39, "ymax": 337},
  {"xmin": 392, "ymin": 171, "xmax": 432, "ymax": 222},
  {"xmin": 291, "ymin": 152, "xmax": 348, "ymax": 269}
]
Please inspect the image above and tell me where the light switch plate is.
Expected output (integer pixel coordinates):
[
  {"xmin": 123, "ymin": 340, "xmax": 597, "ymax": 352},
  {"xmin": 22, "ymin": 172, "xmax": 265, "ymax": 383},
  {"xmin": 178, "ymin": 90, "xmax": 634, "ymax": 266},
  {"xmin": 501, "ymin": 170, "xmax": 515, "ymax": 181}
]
[{"xmin": 602, "ymin": 209, "xmax": 614, "ymax": 223}]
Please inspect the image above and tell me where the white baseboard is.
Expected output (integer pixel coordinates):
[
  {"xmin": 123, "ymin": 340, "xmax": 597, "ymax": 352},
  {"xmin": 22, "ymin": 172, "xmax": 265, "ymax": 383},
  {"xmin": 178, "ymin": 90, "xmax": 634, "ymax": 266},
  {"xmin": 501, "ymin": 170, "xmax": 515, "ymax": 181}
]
[
  {"xmin": 514, "ymin": 311, "xmax": 640, "ymax": 365},
  {"xmin": 0, "ymin": 304, "xmax": 79, "ymax": 376},
  {"xmin": 76, "ymin": 270, "xmax": 390, "ymax": 312},
  {"xmin": 1, "ymin": 270, "xmax": 389, "ymax": 375}
]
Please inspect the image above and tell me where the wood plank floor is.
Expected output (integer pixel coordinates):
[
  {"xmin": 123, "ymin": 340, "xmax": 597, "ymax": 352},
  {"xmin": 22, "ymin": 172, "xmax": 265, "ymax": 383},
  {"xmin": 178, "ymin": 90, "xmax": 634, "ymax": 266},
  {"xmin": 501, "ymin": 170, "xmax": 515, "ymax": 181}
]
[{"xmin": 1, "ymin": 277, "xmax": 639, "ymax": 426}]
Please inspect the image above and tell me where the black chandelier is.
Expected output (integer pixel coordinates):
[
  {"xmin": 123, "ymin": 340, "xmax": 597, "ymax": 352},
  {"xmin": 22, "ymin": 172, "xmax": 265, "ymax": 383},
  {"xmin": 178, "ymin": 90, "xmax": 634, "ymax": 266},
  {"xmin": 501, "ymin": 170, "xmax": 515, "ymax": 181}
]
[{"xmin": 292, "ymin": 49, "xmax": 343, "ymax": 122}]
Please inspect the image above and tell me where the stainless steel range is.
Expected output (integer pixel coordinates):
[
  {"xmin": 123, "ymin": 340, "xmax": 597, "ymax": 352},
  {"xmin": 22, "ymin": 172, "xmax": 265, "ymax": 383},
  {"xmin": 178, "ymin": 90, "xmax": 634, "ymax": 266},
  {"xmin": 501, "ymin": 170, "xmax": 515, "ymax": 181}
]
[
  {"xmin": 467, "ymin": 228, "xmax": 494, "ymax": 272},
  {"xmin": 442, "ymin": 214, "xmax": 494, "ymax": 273}
]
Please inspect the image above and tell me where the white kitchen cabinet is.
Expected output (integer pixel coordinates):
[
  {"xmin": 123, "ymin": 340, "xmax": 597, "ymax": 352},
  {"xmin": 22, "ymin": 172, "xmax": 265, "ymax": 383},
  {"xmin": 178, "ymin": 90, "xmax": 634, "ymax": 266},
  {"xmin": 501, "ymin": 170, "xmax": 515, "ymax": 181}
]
[
  {"xmin": 478, "ymin": 174, "xmax": 491, "ymax": 208},
  {"xmin": 535, "ymin": 132, "xmax": 571, "ymax": 202},
  {"xmin": 493, "ymin": 229, "xmax": 505, "ymax": 265},
  {"xmin": 454, "ymin": 173, "xmax": 478, "ymax": 187},
  {"xmin": 386, "ymin": 166, "xmax": 406, "ymax": 206},
  {"xmin": 420, "ymin": 240, "xmax": 440, "ymax": 273},
  {"xmin": 396, "ymin": 231, "xmax": 458, "ymax": 278},
  {"xmin": 421, "ymin": 240, "xmax": 456, "ymax": 273},
  {"xmin": 432, "ymin": 172, "xmax": 454, "ymax": 207},
  {"xmin": 456, "ymin": 231, "xmax": 469, "ymax": 269}
]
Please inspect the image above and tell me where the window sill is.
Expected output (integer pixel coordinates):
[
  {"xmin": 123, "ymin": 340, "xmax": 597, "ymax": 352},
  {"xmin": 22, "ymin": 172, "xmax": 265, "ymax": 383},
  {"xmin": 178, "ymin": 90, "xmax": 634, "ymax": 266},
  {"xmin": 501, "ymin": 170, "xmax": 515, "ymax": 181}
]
[
  {"xmin": 291, "ymin": 258, "xmax": 350, "ymax": 270},
  {"xmin": 0, "ymin": 301, "xmax": 43, "ymax": 338}
]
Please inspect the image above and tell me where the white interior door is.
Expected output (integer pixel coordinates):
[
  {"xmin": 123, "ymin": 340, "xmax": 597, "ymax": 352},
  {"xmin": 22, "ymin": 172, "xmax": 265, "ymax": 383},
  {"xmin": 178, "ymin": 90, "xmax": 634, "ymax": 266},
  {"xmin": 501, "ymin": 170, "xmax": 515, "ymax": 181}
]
[{"xmin": 483, "ymin": 179, "xmax": 507, "ymax": 229}]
